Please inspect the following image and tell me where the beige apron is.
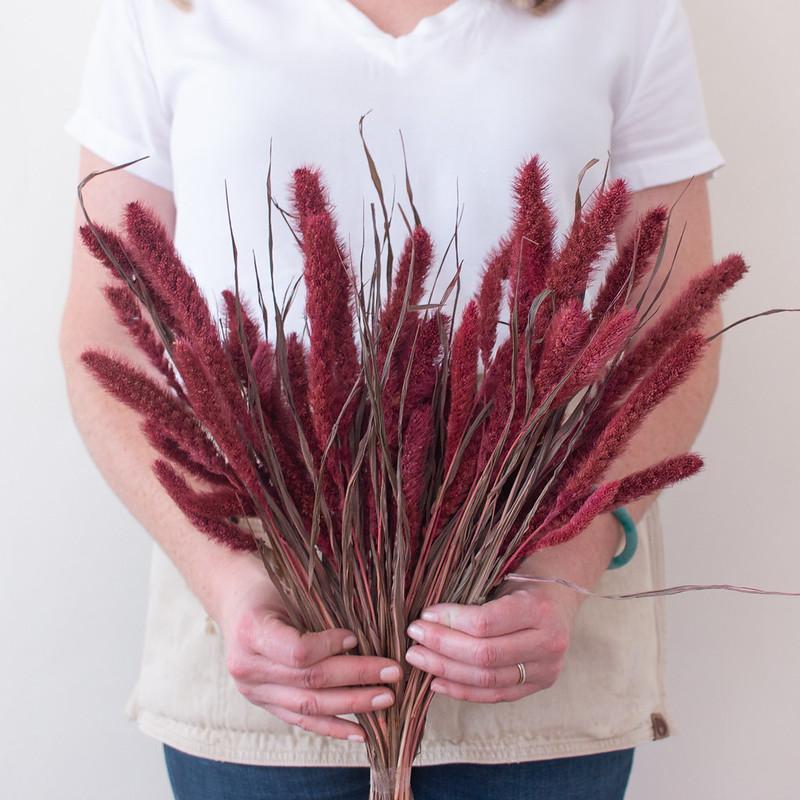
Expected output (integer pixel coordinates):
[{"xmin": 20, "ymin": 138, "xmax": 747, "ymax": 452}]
[{"xmin": 124, "ymin": 500, "xmax": 674, "ymax": 766}]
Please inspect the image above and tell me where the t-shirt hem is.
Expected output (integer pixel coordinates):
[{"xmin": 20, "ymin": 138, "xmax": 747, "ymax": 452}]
[
  {"xmin": 128, "ymin": 708, "xmax": 669, "ymax": 767},
  {"xmin": 64, "ymin": 107, "xmax": 173, "ymax": 191},
  {"xmin": 611, "ymin": 140, "xmax": 726, "ymax": 193}
]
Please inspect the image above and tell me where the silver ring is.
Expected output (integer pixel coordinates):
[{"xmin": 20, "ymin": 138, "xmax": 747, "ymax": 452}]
[{"xmin": 516, "ymin": 662, "xmax": 527, "ymax": 685}]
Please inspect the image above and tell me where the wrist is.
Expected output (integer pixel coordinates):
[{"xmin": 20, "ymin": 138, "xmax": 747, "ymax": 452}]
[
  {"xmin": 598, "ymin": 510, "xmax": 626, "ymax": 560},
  {"xmin": 207, "ymin": 549, "xmax": 281, "ymax": 631},
  {"xmin": 511, "ymin": 512, "xmax": 622, "ymax": 612}
]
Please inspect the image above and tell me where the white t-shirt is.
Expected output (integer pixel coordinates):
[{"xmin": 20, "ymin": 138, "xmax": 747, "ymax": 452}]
[
  {"xmin": 65, "ymin": 0, "xmax": 725, "ymax": 768},
  {"xmin": 66, "ymin": 0, "xmax": 724, "ymax": 336}
]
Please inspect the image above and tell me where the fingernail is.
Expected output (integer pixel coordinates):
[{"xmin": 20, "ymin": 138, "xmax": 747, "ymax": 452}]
[
  {"xmin": 348, "ymin": 733, "xmax": 365, "ymax": 742},
  {"xmin": 407, "ymin": 623, "xmax": 425, "ymax": 641},
  {"xmin": 430, "ymin": 680, "xmax": 445, "ymax": 693},
  {"xmin": 405, "ymin": 647, "xmax": 426, "ymax": 667},
  {"xmin": 379, "ymin": 666, "xmax": 402, "ymax": 682},
  {"xmin": 343, "ymin": 634, "xmax": 358, "ymax": 649},
  {"xmin": 372, "ymin": 692, "xmax": 394, "ymax": 709},
  {"xmin": 420, "ymin": 610, "xmax": 439, "ymax": 622}
]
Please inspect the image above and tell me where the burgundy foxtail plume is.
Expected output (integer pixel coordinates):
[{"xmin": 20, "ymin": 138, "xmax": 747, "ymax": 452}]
[
  {"xmin": 444, "ymin": 300, "xmax": 480, "ymax": 472},
  {"xmin": 123, "ymin": 201, "xmax": 259, "ymax": 450},
  {"xmin": 290, "ymin": 167, "xmax": 360, "ymax": 457},
  {"xmin": 404, "ymin": 314, "xmax": 444, "ymax": 413},
  {"xmin": 153, "ymin": 459, "xmax": 246, "ymax": 519},
  {"xmin": 378, "ymin": 227, "xmax": 435, "ymax": 449},
  {"xmin": 540, "ymin": 480, "xmax": 621, "ymax": 549},
  {"xmin": 552, "ymin": 307, "xmax": 637, "ymax": 405},
  {"xmin": 80, "ymin": 223, "xmax": 139, "ymax": 284},
  {"xmin": 380, "ymin": 225, "xmax": 434, "ymax": 357},
  {"xmin": 476, "ymin": 239, "xmax": 510, "ymax": 368},
  {"xmin": 221, "ymin": 289, "xmax": 263, "ymax": 383},
  {"xmin": 251, "ymin": 347, "xmax": 322, "ymax": 554},
  {"xmin": 123, "ymin": 201, "xmax": 217, "ymax": 342},
  {"xmin": 141, "ymin": 418, "xmax": 230, "ymax": 487},
  {"xmin": 508, "ymin": 481, "xmax": 621, "ymax": 569},
  {"xmin": 401, "ymin": 404, "xmax": 434, "ymax": 555},
  {"xmin": 547, "ymin": 179, "xmax": 630, "ymax": 301},
  {"xmin": 170, "ymin": 340, "xmax": 268, "ymax": 510},
  {"xmin": 614, "ymin": 453, "xmax": 705, "ymax": 507},
  {"xmin": 534, "ymin": 299, "xmax": 590, "ymax": 400},
  {"xmin": 285, "ymin": 332, "xmax": 317, "ymax": 455},
  {"xmin": 560, "ymin": 330, "xmax": 708, "ymax": 504},
  {"xmin": 80, "ymin": 349, "xmax": 226, "ymax": 476},
  {"xmin": 102, "ymin": 284, "xmax": 185, "ymax": 399},
  {"xmin": 507, "ymin": 156, "xmax": 556, "ymax": 325},
  {"xmin": 152, "ymin": 459, "xmax": 255, "ymax": 551},
  {"xmin": 590, "ymin": 205, "xmax": 668, "ymax": 322},
  {"xmin": 382, "ymin": 314, "xmax": 443, "ymax": 449},
  {"xmin": 476, "ymin": 338, "xmax": 514, "ymax": 472},
  {"xmin": 602, "ymin": 254, "xmax": 748, "ymax": 407}
]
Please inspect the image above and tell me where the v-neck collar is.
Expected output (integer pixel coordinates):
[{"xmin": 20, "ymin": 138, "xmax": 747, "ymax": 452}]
[{"xmin": 324, "ymin": 0, "xmax": 487, "ymax": 56}]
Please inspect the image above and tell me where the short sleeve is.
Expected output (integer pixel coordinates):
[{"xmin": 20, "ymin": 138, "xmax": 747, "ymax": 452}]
[
  {"xmin": 64, "ymin": 0, "xmax": 173, "ymax": 190},
  {"xmin": 609, "ymin": 0, "xmax": 725, "ymax": 192}
]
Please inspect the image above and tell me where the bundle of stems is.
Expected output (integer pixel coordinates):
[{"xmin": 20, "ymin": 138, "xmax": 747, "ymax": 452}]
[{"xmin": 77, "ymin": 144, "xmax": 752, "ymax": 799}]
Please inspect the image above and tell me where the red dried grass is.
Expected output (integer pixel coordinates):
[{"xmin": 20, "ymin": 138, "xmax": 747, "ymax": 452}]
[{"xmin": 76, "ymin": 152, "xmax": 763, "ymax": 798}]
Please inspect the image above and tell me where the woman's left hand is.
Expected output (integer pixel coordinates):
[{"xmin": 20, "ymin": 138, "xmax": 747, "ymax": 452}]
[{"xmin": 405, "ymin": 586, "xmax": 581, "ymax": 703}]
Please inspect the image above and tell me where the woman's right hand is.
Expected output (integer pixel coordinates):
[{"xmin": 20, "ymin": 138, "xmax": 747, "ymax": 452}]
[{"xmin": 216, "ymin": 561, "xmax": 402, "ymax": 742}]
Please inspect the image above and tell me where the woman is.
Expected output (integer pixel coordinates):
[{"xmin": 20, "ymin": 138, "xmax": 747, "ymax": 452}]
[{"xmin": 61, "ymin": 0, "xmax": 725, "ymax": 797}]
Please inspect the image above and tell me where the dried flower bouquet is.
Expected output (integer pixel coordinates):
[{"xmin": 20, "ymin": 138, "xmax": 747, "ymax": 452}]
[{"xmin": 77, "ymin": 148, "xmax": 750, "ymax": 799}]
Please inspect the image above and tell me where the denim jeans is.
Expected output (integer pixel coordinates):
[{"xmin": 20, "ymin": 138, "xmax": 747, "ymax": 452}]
[{"xmin": 163, "ymin": 743, "xmax": 634, "ymax": 799}]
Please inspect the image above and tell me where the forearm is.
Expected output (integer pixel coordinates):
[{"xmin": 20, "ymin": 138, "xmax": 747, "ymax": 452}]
[
  {"xmin": 515, "ymin": 309, "xmax": 722, "ymax": 612},
  {"xmin": 60, "ymin": 348, "xmax": 278, "ymax": 622},
  {"xmin": 62, "ymin": 153, "xmax": 281, "ymax": 628}
]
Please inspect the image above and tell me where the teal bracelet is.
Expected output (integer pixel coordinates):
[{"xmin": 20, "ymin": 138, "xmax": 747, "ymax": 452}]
[{"xmin": 608, "ymin": 506, "xmax": 638, "ymax": 569}]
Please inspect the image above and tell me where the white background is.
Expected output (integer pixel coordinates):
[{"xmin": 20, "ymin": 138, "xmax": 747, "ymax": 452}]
[{"xmin": 1, "ymin": 1, "xmax": 798, "ymax": 798}]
